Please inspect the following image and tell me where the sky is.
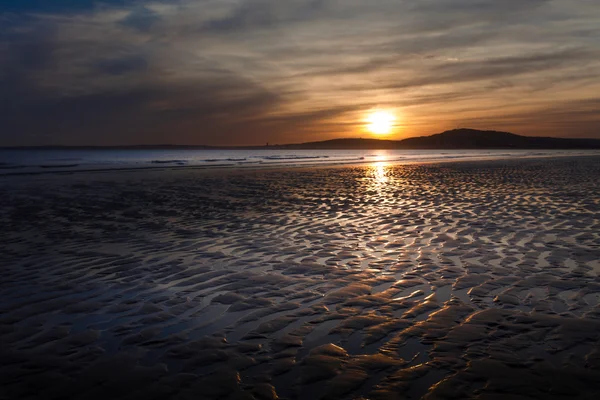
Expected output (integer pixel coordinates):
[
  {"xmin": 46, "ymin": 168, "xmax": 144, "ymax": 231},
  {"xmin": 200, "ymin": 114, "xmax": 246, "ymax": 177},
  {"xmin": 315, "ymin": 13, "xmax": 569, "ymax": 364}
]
[{"xmin": 1, "ymin": 0, "xmax": 599, "ymax": 146}]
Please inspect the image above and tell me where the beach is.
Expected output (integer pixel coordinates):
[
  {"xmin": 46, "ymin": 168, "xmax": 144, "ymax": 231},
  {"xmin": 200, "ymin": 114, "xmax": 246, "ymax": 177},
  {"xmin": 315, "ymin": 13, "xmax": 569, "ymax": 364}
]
[{"xmin": 1, "ymin": 155, "xmax": 600, "ymax": 399}]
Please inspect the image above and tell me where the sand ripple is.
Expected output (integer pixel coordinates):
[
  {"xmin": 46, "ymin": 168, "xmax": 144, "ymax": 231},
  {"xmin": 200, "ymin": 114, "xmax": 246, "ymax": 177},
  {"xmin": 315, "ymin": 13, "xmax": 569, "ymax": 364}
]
[{"xmin": 1, "ymin": 157, "xmax": 600, "ymax": 399}]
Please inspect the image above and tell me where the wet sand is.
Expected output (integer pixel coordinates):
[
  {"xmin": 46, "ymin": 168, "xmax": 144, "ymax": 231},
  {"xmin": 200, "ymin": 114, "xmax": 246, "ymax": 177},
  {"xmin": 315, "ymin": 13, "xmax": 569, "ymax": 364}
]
[{"xmin": 1, "ymin": 156, "xmax": 600, "ymax": 399}]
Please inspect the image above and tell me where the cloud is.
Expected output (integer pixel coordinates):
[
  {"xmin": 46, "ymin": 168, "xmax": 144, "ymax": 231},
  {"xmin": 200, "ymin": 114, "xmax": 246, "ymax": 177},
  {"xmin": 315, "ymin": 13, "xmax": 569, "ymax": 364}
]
[
  {"xmin": 380, "ymin": 48, "xmax": 597, "ymax": 90},
  {"xmin": 120, "ymin": 5, "xmax": 161, "ymax": 32},
  {"xmin": 449, "ymin": 97, "xmax": 600, "ymax": 138},
  {"xmin": 0, "ymin": 9, "xmax": 283, "ymax": 145},
  {"xmin": 0, "ymin": 1, "xmax": 125, "ymax": 14},
  {"xmin": 1, "ymin": 0, "xmax": 600, "ymax": 144}
]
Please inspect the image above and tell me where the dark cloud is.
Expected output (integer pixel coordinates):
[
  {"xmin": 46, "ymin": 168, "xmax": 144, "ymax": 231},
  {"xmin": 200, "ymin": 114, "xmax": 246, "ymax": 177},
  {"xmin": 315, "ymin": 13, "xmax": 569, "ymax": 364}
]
[
  {"xmin": 0, "ymin": 79, "xmax": 281, "ymax": 145},
  {"xmin": 94, "ymin": 54, "xmax": 148, "ymax": 75},
  {"xmin": 0, "ymin": 19, "xmax": 282, "ymax": 145},
  {"xmin": 120, "ymin": 5, "xmax": 161, "ymax": 32},
  {"xmin": 0, "ymin": 0, "xmax": 131, "ymax": 13},
  {"xmin": 203, "ymin": 0, "xmax": 327, "ymax": 33}
]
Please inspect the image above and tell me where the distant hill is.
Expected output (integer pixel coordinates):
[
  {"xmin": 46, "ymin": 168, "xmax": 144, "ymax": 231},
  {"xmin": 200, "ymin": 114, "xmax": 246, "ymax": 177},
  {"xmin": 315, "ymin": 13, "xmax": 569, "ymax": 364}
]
[
  {"xmin": 3, "ymin": 129, "xmax": 599, "ymax": 150},
  {"xmin": 277, "ymin": 129, "xmax": 600, "ymax": 150}
]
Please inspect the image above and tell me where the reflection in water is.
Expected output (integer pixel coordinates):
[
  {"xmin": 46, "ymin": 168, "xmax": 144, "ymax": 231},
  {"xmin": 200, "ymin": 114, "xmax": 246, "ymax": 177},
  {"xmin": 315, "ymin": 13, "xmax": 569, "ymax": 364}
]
[
  {"xmin": 368, "ymin": 161, "xmax": 391, "ymax": 187},
  {"xmin": 363, "ymin": 161, "xmax": 397, "ymax": 212}
]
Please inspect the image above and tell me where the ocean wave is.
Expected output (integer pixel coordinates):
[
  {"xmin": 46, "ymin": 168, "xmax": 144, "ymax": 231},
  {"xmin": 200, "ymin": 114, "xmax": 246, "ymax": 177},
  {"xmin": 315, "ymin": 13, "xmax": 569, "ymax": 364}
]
[
  {"xmin": 261, "ymin": 156, "xmax": 365, "ymax": 164},
  {"xmin": 50, "ymin": 158, "xmax": 83, "ymax": 162},
  {"xmin": 39, "ymin": 164, "xmax": 79, "ymax": 168},
  {"xmin": 204, "ymin": 158, "xmax": 248, "ymax": 162},
  {"xmin": 150, "ymin": 160, "xmax": 187, "ymax": 164},
  {"xmin": 0, "ymin": 164, "xmax": 24, "ymax": 170},
  {"xmin": 261, "ymin": 155, "xmax": 330, "ymax": 160}
]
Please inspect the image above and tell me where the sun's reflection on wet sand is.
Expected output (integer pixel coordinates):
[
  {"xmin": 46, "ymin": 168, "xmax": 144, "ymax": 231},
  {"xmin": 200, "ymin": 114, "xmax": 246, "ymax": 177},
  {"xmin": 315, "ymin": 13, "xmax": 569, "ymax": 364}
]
[
  {"xmin": 367, "ymin": 161, "xmax": 391, "ymax": 187},
  {"xmin": 362, "ymin": 161, "xmax": 398, "ymax": 219}
]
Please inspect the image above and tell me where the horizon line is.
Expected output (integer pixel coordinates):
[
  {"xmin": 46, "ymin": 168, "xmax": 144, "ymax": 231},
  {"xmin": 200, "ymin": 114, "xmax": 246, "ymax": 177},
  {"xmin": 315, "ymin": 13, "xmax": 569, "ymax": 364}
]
[{"xmin": 3, "ymin": 128, "xmax": 600, "ymax": 149}]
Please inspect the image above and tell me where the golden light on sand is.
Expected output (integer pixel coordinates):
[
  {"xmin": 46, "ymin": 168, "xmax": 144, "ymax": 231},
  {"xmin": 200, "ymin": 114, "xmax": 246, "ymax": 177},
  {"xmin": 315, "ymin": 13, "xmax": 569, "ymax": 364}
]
[
  {"xmin": 374, "ymin": 162, "xmax": 389, "ymax": 183},
  {"xmin": 367, "ymin": 161, "xmax": 391, "ymax": 189},
  {"xmin": 366, "ymin": 110, "xmax": 396, "ymax": 135}
]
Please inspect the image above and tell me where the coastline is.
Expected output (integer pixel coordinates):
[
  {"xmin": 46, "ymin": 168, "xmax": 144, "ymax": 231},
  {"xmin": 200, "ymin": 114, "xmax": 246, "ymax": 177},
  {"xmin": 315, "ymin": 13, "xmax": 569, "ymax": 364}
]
[{"xmin": 1, "ymin": 149, "xmax": 599, "ymax": 178}]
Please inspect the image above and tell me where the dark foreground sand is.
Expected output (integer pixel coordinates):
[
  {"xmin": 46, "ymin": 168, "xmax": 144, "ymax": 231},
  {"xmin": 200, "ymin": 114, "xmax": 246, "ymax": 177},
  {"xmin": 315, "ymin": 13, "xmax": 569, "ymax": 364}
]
[{"xmin": 1, "ymin": 156, "xmax": 600, "ymax": 400}]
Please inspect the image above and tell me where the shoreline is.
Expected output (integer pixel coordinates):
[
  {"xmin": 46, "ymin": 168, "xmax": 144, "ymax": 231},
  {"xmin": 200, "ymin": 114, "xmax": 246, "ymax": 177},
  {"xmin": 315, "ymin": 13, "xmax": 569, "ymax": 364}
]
[{"xmin": 2, "ymin": 150, "xmax": 599, "ymax": 179}]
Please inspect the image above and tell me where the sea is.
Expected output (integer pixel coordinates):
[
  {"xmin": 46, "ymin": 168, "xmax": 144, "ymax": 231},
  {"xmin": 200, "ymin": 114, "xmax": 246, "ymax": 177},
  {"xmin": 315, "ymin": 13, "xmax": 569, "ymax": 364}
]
[{"xmin": 1, "ymin": 148, "xmax": 598, "ymax": 175}]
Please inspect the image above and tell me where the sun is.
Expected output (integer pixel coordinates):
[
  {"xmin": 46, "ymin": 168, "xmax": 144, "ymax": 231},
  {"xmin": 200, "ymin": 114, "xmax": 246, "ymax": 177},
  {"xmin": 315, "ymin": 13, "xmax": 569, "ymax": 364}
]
[{"xmin": 366, "ymin": 110, "xmax": 396, "ymax": 135}]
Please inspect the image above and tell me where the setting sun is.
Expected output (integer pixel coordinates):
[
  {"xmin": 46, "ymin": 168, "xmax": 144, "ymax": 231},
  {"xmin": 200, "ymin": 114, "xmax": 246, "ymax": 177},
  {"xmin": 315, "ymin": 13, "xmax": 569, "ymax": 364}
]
[{"xmin": 367, "ymin": 111, "xmax": 396, "ymax": 135}]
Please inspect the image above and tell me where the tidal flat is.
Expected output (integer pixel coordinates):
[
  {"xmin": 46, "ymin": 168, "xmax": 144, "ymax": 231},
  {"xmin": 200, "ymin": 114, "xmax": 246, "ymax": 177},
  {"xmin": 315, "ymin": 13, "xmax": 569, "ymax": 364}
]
[{"xmin": 1, "ymin": 156, "xmax": 600, "ymax": 399}]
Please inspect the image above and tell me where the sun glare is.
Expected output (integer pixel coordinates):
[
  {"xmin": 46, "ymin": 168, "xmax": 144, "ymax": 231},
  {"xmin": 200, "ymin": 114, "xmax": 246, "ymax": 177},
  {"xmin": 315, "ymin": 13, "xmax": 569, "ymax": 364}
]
[{"xmin": 367, "ymin": 111, "xmax": 396, "ymax": 135}]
